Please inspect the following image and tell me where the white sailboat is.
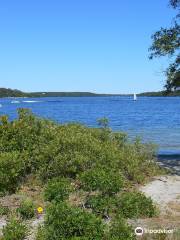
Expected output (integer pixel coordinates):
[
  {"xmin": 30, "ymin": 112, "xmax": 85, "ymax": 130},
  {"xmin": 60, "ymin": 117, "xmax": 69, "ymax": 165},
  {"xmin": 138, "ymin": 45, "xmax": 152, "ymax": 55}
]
[{"xmin": 133, "ymin": 93, "xmax": 137, "ymax": 101}]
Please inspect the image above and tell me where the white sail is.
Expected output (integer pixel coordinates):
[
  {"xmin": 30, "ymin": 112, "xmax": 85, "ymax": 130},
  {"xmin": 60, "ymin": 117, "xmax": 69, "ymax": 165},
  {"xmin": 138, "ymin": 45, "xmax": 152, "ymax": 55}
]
[{"xmin": 133, "ymin": 93, "xmax": 137, "ymax": 101}]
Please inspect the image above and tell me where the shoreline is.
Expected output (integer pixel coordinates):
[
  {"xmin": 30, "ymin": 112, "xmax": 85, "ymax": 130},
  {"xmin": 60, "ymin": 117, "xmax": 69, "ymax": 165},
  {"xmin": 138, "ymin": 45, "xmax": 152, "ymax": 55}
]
[{"xmin": 157, "ymin": 155, "xmax": 180, "ymax": 176}]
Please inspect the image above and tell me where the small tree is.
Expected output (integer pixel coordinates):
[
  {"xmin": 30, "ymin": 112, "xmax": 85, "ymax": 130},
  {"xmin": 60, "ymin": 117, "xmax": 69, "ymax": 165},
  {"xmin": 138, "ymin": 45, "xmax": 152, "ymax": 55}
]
[
  {"xmin": 97, "ymin": 117, "xmax": 109, "ymax": 129},
  {"xmin": 149, "ymin": 0, "xmax": 180, "ymax": 92}
]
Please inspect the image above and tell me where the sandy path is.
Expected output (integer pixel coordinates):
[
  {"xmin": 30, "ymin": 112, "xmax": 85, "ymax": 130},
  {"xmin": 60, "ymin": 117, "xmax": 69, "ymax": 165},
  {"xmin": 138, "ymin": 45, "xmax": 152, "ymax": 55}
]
[
  {"xmin": 0, "ymin": 217, "xmax": 6, "ymax": 237},
  {"xmin": 25, "ymin": 215, "xmax": 44, "ymax": 240},
  {"xmin": 128, "ymin": 175, "xmax": 180, "ymax": 239},
  {"xmin": 140, "ymin": 175, "xmax": 180, "ymax": 216}
]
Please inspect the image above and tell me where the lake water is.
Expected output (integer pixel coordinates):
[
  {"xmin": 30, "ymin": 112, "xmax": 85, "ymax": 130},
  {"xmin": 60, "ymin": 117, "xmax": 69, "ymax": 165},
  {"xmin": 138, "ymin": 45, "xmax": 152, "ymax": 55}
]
[{"xmin": 0, "ymin": 96, "xmax": 180, "ymax": 155}]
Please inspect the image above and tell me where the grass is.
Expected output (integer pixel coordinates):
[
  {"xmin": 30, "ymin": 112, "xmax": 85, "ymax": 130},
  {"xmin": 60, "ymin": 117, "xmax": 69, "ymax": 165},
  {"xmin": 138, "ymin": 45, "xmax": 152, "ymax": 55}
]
[
  {"xmin": 0, "ymin": 204, "xmax": 9, "ymax": 216},
  {"xmin": 16, "ymin": 198, "xmax": 35, "ymax": 219},
  {"xmin": 1, "ymin": 218, "xmax": 27, "ymax": 240}
]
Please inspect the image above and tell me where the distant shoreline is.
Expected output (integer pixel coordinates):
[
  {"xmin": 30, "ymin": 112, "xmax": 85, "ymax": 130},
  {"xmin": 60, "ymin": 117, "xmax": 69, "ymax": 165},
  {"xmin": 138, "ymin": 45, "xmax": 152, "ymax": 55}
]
[{"xmin": 1, "ymin": 87, "xmax": 180, "ymax": 98}]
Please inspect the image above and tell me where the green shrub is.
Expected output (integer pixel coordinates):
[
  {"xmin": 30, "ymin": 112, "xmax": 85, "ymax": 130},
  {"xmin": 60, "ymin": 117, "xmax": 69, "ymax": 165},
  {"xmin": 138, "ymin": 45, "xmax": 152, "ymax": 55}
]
[
  {"xmin": 85, "ymin": 194, "xmax": 116, "ymax": 218},
  {"xmin": 0, "ymin": 109, "xmax": 159, "ymax": 187},
  {"xmin": 116, "ymin": 191, "xmax": 157, "ymax": 218},
  {"xmin": 97, "ymin": 117, "xmax": 109, "ymax": 129},
  {"xmin": 36, "ymin": 226, "xmax": 47, "ymax": 240},
  {"xmin": 16, "ymin": 199, "xmax": 35, "ymax": 219},
  {"xmin": 0, "ymin": 152, "xmax": 25, "ymax": 194},
  {"xmin": 36, "ymin": 228, "xmax": 91, "ymax": 240},
  {"xmin": 0, "ymin": 109, "xmax": 42, "ymax": 152},
  {"xmin": 36, "ymin": 225, "xmax": 89, "ymax": 240},
  {"xmin": 2, "ymin": 218, "xmax": 27, "ymax": 240},
  {"xmin": 0, "ymin": 204, "xmax": 9, "ymax": 216},
  {"xmin": 44, "ymin": 177, "xmax": 74, "ymax": 202},
  {"xmin": 43, "ymin": 202, "xmax": 105, "ymax": 239},
  {"xmin": 106, "ymin": 215, "xmax": 136, "ymax": 240},
  {"xmin": 79, "ymin": 168, "xmax": 124, "ymax": 195},
  {"xmin": 37, "ymin": 123, "xmax": 121, "ymax": 180},
  {"xmin": 117, "ymin": 141, "xmax": 159, "ymax": 183},
  {"xmin": 0, "ymin": 110, "xmax": 162, "ymax": 239}
]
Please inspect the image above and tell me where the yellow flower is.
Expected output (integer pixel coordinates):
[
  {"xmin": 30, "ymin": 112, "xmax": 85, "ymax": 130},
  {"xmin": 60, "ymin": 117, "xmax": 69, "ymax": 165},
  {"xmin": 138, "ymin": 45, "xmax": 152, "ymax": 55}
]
[{"xmin": 37, "ymin": 207, "xmax": 43, "ymax": 214}]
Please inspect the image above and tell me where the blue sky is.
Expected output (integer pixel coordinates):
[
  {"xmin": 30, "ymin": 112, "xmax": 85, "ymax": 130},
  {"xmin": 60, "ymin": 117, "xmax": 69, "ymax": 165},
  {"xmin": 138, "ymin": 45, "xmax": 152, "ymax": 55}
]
[{"xmin": 0, "ymin": 0, "xmax": 176, "ymax": 93}]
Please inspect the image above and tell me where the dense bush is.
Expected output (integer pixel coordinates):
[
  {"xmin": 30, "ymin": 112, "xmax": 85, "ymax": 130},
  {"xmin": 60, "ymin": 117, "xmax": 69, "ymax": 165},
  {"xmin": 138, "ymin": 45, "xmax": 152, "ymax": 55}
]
[
  {"xmin": 0, "ymin": 152, "xmax": 26, "ymax": 194},
  {"xmin": 84, "ymin": 191, "xmax": 157, "ymax": 220},
  {"xmin": 106, "ymin": 215, "xmax": 136, "ymax": 240},
  {"xmin": 79, "ymin": 168, "xmax": 124, "ymax": 195},
  {"xmin": 118, "ymin": 139, "xmax": 159, "ymax": 183},
  {"xmin": 16, "ymin": 199, "xmax": 35, "ymax": 219},
  {"xmin": 36, "ymin": 124, "xmax": 124, "ymax": 180},
  {"xmin": 0, "ymin": 109, "xmax": 162, "ymax": 240},
  {"xmin": 116, "ymin": 191, "xmax": 157, "ymax": 218},
  {"xmin": 2, "ymin": 218, "xmax": 27, "ymax": 240},
  {"xmin": 0, "ymin": 109, "xmax": 161, "ymax": 239},
  {"xmin": 44, "ymin": 177, "xmax": 74, "ymax": 202},
  {"xmin": 0, "ymin": 109, "xmax": 159, "ymax": 191},
  {"xmin": 0, "ymin": 109, "xmax": 44, "ymax": 152},
  {"xmin": 85, "ymin": 194, "xmax": 116, "ymax": 218},
  {"xmin": 41, "ymin": 202, "xmax": 105, "ymax": 240}
]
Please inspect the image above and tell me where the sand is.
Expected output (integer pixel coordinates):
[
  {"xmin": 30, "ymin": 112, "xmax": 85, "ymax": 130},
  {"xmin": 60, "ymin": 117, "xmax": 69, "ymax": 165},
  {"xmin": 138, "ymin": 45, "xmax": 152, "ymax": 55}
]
[{"xmin": 140, "ymin": 175, "xmax": 180, "ymax": 216}]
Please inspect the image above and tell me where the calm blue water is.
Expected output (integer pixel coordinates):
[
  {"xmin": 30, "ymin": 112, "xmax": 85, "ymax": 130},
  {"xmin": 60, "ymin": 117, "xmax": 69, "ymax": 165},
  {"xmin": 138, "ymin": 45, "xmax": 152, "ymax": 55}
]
[{"xmin": 0, "ymin": 96, "xmax": 180, "ymax": 155}]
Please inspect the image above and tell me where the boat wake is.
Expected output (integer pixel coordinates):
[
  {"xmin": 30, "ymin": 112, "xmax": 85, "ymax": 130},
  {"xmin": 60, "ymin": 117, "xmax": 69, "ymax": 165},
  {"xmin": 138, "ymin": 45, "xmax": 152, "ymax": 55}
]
[
  {"xmin": 23, "ymin": 100, "xmax": 42, "ymax": 103},
  {"xmin": 11, "ymin": 101, "xmax": 20, "ymax": 103}
]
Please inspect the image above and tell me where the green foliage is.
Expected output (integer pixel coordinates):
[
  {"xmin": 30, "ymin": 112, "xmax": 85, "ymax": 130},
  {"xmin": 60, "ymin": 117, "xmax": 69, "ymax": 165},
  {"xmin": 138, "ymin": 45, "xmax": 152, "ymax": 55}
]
[
  {"xmin": 0, "ymin": 152, "xmax": 25, "ymax": 194},
  {"xmin": 97, "ymin": 117, "xmax": 109, "ymax": 129},
  {"xmin": 149, "ymin": 0, "xmax": 180, "ymax": 91},
  {"xmin": 2, "ymin": 218, "xmax": 27, "ymax": 240},
  {"xmin": 0, "ymin": 88, "xmax": 25, "ymax": 98},
  {"xmin": 74, "ymin": 190, "xmax": 157, "ymax": 238},
  {"xmin": 165, "ymin": 56, "xmax": 180, "ymax": 92},
  {"xmin": 0, "ymin": 205, "xmax": 9, "ymax": 216},
  {"xmin": 170, "ymin": 0, "xmax": 180, "ymax": 9},
  {"xmin": 0, "ymin": 108, "xmax": 54, "ymax": 154},
  {"xmin": 0, "ymin": 109, "xmax": 159, "ymax": 194},
  {"xmin": 42, "ymin": 202, "xmax": 105, "ymax": 240},
  {"xmin": 44, "ymin": 177, "xmax": 74, "ymax": 202},
  {"xmin": 79, "ymin": 168, "xmax": 124, "ymax": 195},
  {"xmin": 16, "ymin": 199, "xmax": 35, "ymax": 219},
  {"xmin": 118, "ymin": 140, "xmax": 159, "ymax": 183},
  {"xmin": 0, "ymin": 87, "xmax": 116, "ymax": 98},
  {"xmin": 116, "ymin": 191, "xmax": 157, "ymax": 218},
  {"xmin": 149, "ymin": 24, "xmax": 180, "ymax": 58},
  {"xmin": 0, "ymin": 114, "xmax": 158, "ymax": 190},
  {"xmin": 36, "ymin": 226, "xmax": 47, "ymax": 240},
  {"xmin": 0, "ymin": 110, "xmax": 161, "ymax": 239},
  {"xmin": 85, "ymin": 191, "xmax": 157, "ymax": 220},
  {"xmin": 85, "ymin": 194, "xmax": 116, "ymax": 218},
  {"xmin": 106, "ymin": 215, "xmax": 136, "ymax": 240}
]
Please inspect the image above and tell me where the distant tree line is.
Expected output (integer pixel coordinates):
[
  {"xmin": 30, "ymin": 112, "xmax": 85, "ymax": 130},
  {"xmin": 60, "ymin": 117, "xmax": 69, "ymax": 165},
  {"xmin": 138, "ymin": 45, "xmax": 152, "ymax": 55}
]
[
  {"xmin": 0, "ymin": 88, "xmax": 99, "ymax": 98},
  {"xmin": 0, "ymin": 88, "xmax": 126, "ymax": 98},
  {"xmin": 1, "ymin": 87, "xmax": 180, "ymax": 98},
  {"xmin": 0, "ymin": 88, "xmax": 26, "ymax": 98},
  {"xmin": 139, "ymin": 91, "xmax": 180, "ymax": 97}
]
